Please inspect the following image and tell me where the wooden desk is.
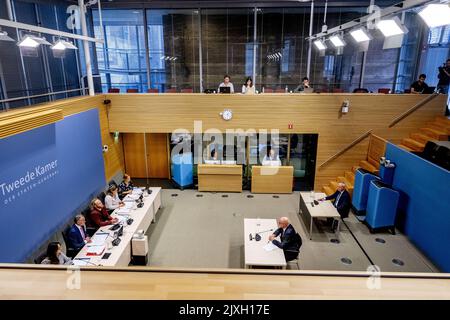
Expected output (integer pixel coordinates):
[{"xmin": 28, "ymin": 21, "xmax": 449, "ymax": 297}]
[
  {"xmin": 198, "ymin": 164, "xmax": 242, "ymax": 192},
  {"xmin": 244, "ymin": 218, "xmax": 286, "ymax": 269},
  {"xmin": 74, "ymin": 187, "xmax": 162, "ymax": 267},
  {"xmin": 251, "ymin": 166, "xmax": 294, "ymax": 194},
  {"xmin": 299, "ymin": 192, "xmax": 341, "ymax": 240}
]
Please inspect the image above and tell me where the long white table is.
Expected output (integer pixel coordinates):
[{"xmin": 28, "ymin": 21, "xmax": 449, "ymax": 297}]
[
  {"xmin": 299, "ymin": 192, "xmax": 341, "ymax": 240},
  {"xmin": 73, "ymin": 187, "xmax": 162, "ymax": 267},
  {"xmin": 244, "ymin": 218, "xmax": 286, "ymax": 269}
]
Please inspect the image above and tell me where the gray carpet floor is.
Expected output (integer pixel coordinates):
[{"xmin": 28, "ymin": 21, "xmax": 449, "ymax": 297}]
[{"xmin": 145, "ymin": 189, "xmax": 438, "ymax": 272}]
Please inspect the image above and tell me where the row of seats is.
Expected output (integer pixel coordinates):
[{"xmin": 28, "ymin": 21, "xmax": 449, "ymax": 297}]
[
  {"xmin": 108, "ymin": 88, "xmax": 194, "ymax": 93},
  {"xmin": 107, "ymin": 87, "xmax": 402, "ymax": 94},
  {"xmin": 34, "ymin": 180, "xmax": 118, "ymax": 263}
]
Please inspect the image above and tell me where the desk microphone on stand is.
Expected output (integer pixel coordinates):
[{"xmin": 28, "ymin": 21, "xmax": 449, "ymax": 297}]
[{"xmin": 250, "ymin": 229, "xmax": 273, "ymax": 241}]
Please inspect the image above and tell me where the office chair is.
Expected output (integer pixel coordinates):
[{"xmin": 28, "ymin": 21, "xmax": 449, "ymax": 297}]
[
  {"xmin": 353, "ymin": 88, "xmax": 369, "ymax": 93},
  {"xmin": 147, "ymin": 88, "xmax": 159, "ymax": 93},
  {"xmin": 61, "ymin": 226, "xmax": 77, "ymax": 259},
  {"xmin": 166, "ymin": 88, "xmax": 177, "ymax": 93},
  {"xmin": 108, "ymin": 88, "xmax": 120, "ymax": 93},
  {"xmin": 97, "ymin": 191, "xmax": 106, "ymax": 204},
  {"xmin": 332, "ymin": 88, "xmax": 344, "ymax": 93},
  {"xmin": 378, "ymin": 88, "xmax": 390, "ymax": 94},
  {"xmin": 181, "ymin": 88, "xmax": 193, "ymax": 93},
  {"xmin": 108, "ymin": 180, "xmax": 118, "ymax": 188},
  {"xmin": 275, "ymin": 88, "xmax": 286, "ymax": 93},
  {"xmin": 264, "ymin": 88, "xmax": 274, "ymax": 93},
  {"xmin": 82, "ymin": 208, "xmax": 97, "ymax": 236},
  {"xmin": 34, "ymin": 252, "xmax": 47, "ymax": 264},
  {"xmin": 286, "ymin": 233, "xmax": 303, "ymax": 270},
  {"xmin": 126, "ymin": 88, "xmax": 139, "ymax": 93}
]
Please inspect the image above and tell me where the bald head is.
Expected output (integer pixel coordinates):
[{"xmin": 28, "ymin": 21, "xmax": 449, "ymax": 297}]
[
  {"xmin": 278, "ymin": 217, "xmax": 289, "ymax": 229},
  {"xmin": 337, "ymin": 182, "xmax": 346, "ymax": 192}
]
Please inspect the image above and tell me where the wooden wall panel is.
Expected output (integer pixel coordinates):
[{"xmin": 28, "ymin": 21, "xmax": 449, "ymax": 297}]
[
  {"xmin": 107, "ymin": 93, "xmax": 447, "ymax": 190},
  {"xmin": 123, "ymin": 133, "xmax": 147, "ymax": 178},
  {"xmin": 0, "ymin": 96, "xmax": 125, "ymax": 183},
  {"xmin": 146, "ymin": 133, "xmax": 169, "ymax": 178}
]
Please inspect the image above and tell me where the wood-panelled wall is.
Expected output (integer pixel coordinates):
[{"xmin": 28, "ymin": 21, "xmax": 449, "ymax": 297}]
[
  {"xmin": 0, "ymin": 96, "xmax": 124, "ymax": 182},
  {"xmin": 106, "ymin": 93, "xmax": 447, "ymax": 190}
]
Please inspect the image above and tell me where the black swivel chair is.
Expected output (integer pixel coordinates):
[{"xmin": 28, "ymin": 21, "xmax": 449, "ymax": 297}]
[
  {"xmin": 285, "ymin": 233, "xmax": 303, "ymax": 270},
  {"xmin": 353, "ymin": 88, "xmax": 369, "ymax": 93},
  {"xmin": 61, "ymin": 226, "xmax": 78, "ymax": 259},
  {"xmin": 435, "ymin": 146, "xmax": 450, "ymax": 171},
  {"xmin": 82, "ymin": 208, "xmax": 98, "ymax": 236},
  {"xmin": 34, "ymin": 252, "xmax": 48, "ymax": 264},
  {"xmin": 97, "ymin": 191, "xmax": 106, "ymax": 204},
  {"xmin": 108, "ymin": 180, "xmax": 118, "ymax": 188}
]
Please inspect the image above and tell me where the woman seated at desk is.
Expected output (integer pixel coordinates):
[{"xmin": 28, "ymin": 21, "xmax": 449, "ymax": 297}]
[
  {"xmin": 41, "ymin": 242, "xmax": 73, "ymax": 265},
  {"xmin": 242, "ymin": 77, "xmax": 256, "ymax": 94},
  {"xmin": 262, "ymin": 149, "xmax": 282, "ymax": 166}
]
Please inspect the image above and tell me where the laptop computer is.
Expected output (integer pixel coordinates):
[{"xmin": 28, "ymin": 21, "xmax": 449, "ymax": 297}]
[
  {"xmin": 219, "ymin": 87, "xmax": 231, "ymax": 94},
  {"xmin": 423, "ymin": 86, "xmax": 435, "ymax": 94}
]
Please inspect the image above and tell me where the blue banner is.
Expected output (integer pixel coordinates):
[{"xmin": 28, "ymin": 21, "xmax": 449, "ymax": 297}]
[{"xmin": 0, "ymin": 108, "xmax": 105, "ymax": 262}]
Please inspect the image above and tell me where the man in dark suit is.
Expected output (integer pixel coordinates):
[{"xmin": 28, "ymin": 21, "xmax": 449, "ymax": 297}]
[
  {"xmin": 67, "ymin": 214, "xmax": 91, "ymax": 252},
  {"xmin": 321, "ymin": 182, "xmax": 351, "ymax": 231},
  {"xmin": 268, "ymin": 217, "xmax": 301, "ymax": 262}
]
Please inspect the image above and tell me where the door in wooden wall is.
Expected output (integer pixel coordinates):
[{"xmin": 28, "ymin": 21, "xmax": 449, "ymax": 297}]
[
  {"xmin": 146, "ymin": 133, "xmax": 169, "ymax": 178},
  {"xmin": 123, "ymin": 133, "xmax": 147, "ymax": 178}
]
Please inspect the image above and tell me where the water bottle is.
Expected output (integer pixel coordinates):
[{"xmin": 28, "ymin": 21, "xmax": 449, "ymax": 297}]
[
  {"xmin": 262, "ymin": 87, "xmax": 265, "ymax": 93},
  {"xmin": 285, "ymin": 86, "xmax": 288, "ymax": 93},
  {"xmin": 310, "ymin": 190, "xmax": 315, "ymax": 201}
]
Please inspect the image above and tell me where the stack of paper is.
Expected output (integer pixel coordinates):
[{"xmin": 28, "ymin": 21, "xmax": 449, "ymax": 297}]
[
  {"xmin": 73, "ymin": 259, "xmax": 90, "ymax": 266},
  {"xmin": 263, "ymin": 242, "xmax": 277, "ymax": 252},
  {"xmin": 132, "ymin": 188, "xmax": 143, "ymax": 195},
  {"xmin": 90, "ymin": 233, "xmax": 108, "ymax": 246},
  {"xmin": 86, "ymin": 245, "xmax": 106, "ymax": 256},
  {"xmin": 116, "ymin": 207, "xmax": 131, "ymax": 215}
]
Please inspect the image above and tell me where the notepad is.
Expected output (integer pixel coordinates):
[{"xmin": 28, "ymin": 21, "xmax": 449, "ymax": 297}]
[
  {"xmin": 263, "ymin": 242, "xmax": 277, "ymax": 252},
  {"xmin": 86, "ymin": 245, "xmax": 106, "ymax": 256},
  {"xmin": 90, "ymin": 233, "xmax": 108, "ymax": 246},
  {"xmin": 116, "ymin": 207, "xmax": 131, "ymax": 214},
  {"xmin": 73, "ymin": 259, "xmax": 90, "ymax": 266}
]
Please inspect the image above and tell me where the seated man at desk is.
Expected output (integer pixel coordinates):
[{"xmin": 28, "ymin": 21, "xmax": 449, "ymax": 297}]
[
  {"xmin": 294, "ymin": 77, "xmax": 313, "ymax": 92},
  {"xmin": 90, "ymin": 198, "xmax": 119, "ymax": 228},
  {"xmin": 218, "ymin": 75, "xmax": 234, "ymax": 93},
  {"xmin": 67, "ymin": 214, "xmax": 91, "ymax": 252},
  {"xmin": 268, "ymin": 217, "xmax": 301, "ymax": 261},
  {"xmin": 262, "ymin": 149, "xmax": 281, "ymax": 166},
  {"xmin": 320, "ymin": 182, "xmax": 351, "ymax": 230},
  {"xmin": 205, "ymin": 149, "xmax": 221, "ymax": 164},
  {"xmin": 410, "ymin": 74, "xmax": 430, "ymax": 94}
]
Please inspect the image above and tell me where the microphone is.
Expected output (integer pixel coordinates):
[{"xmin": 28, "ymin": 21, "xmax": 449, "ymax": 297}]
[{"xmin": 254, "ymin": 229, "xmax": 273, "ymax": 241}]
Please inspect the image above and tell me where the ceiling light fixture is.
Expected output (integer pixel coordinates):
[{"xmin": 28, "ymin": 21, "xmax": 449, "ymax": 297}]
[
  {"xmin": 350, "ymin": 28, "xmax": 372, "ymax": 42},
  {"xmin": 418, "ymin": 3, "xmax": 450, "ymax": 28},
  {"xmin": 376, "ymin": 17, "xmax": 408, "ymax": 37},
  {"xmin": 329, "ymin": 34, "xmax": 346, "ymax": 47},
  {"xmin": 51, "ymin": 39, "xmax": 78, "ymax": 50},
  {"xmin": 0, "ymin": 31, "xmax": 14, "ymax": 42},
  {"xmin": 313, "ymin": 39, "xmax": 327, "ymax": 50}
]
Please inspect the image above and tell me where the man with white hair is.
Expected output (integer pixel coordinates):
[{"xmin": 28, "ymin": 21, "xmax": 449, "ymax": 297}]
[
  {"xmin": 268, "ymin": 217, "xmax": 302, "ymax": 261},
  {"xmin": 320, "ymin": 182, "xmax": 351, "ymax": 230}
]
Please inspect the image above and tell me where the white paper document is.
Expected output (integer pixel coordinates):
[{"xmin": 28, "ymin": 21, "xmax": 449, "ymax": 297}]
[
  {"xmin": 86, "ymin": 245, "xmax": 106, "ymax": 255},
  {"xmin": 73, "ymin": 259, "xmax": 90, "ymax": 266},
  {"xmin": 90, "ymin": 233, "xmax": 109, "ymax": 246},
  {"xmin": 263, "ymin": 242, "xmax": 277, "ymax": 252},
  {"xmin": 116, "ymin": 207, "xmax": 131, "ymax": 214}
]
